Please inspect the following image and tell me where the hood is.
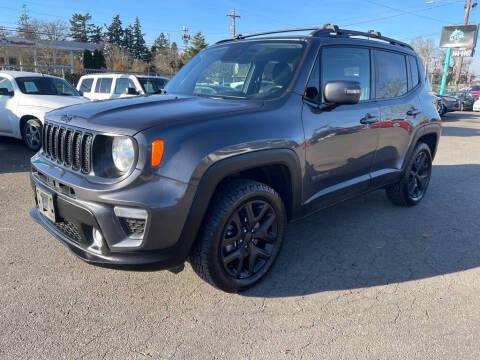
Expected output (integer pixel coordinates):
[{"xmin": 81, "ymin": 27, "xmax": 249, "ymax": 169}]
[
  {"xmin": 20, "ymin": 94, "xmax": 88, "ymax": 109},
  {"xmin": 44, "ymin": 95, "xmax": 263, "ymax": 136}
]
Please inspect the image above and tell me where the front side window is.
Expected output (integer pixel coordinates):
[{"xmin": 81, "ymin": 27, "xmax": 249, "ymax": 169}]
[
  {"xmin": 321, "ymin": 47, "xmax": 371, "ymax": 101},
  {"xmin": 16, "ymin": 77, "xmax": 80, "ymax": 96},
  {"xmin": 375, "ymin": 50, "xmax": 408, "ymax": 99},
  {"xmin": 0, "ymin": 76, "xmax": 14, "ymax": 94},
  {"xmin": 80, "ymin": 78, "xmax": 94, "ymax": 93},
  {"xmin": 114, "ymin": 78, "xmax": 136, "ymax": 94},
  {"xmin": 165, "ymin": 40, "xmax": 305, "ymax": 100},
  {"xmin": 138, "ymin": 77, "xmax": 167, "ymax": 94},
  {"xmin": 95, "ymin": 78, "xmax": 113, "ymax": 93}
]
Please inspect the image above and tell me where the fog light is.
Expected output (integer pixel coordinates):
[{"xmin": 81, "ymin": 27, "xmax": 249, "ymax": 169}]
[{"xmin": 92, "ymin": 228, "xmax": 103, "ymax": 247}]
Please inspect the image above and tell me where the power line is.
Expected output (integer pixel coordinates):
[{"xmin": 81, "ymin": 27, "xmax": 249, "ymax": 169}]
[{"xmin": 363, "ymin": 0, "xmax": 452, "ymax": 23}]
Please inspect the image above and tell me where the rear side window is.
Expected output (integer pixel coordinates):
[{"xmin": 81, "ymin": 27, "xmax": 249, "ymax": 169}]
[
  {"xmin": 321, "ymin": 47, "xmax": 371, "ymax": 101},
  {"xmin": 114, "ymin": 78, "xmax": 136, "ymax": 94},
  {"xmin": 95, "ymin": 78, "xmax": 112, "ymax": 93},
  {"xmin": 408, "ymin": 56, "xmax": 419, "ymax": 89},
  {"xmin": 79, "ymin": 78, "xmax": 93, "ymax": 93},
  {"xmin": 375, "ymin": 51, "xmax": 408, "ymax": 99}
]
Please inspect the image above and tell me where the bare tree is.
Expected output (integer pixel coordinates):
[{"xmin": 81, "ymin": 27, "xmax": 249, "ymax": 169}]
[{"xmin": 105, "ymin": 44, "xmax": 130, "ymax": 70}]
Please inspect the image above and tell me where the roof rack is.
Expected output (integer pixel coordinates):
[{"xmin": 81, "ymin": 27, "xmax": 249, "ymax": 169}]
[{"xmin": 216, "ymin": 24, "xmax": 413, "ymax": 50}]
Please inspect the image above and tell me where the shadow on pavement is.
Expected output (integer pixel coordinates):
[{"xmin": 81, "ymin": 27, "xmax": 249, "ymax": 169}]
[
  {"xmin": 441, "ymin": 126, "xmax": 480, "ymax": 137},
  {"xmin": 0, "ymin": 137, "xmax": 34, "ymax": 174},
  {"xmin": 244, "ymin": 164, "xmax": 480, "ymax": 298}
]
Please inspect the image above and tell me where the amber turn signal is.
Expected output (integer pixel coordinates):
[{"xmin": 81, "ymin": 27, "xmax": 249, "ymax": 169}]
[{"xmin": 151, "ymin": 139, "xmax": 164, "ymax": 167}]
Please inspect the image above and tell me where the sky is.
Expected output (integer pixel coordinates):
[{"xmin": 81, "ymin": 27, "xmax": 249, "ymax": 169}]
[{"xmin": 1, "ymin": 0, "xmax": 479, "ymax": 70}]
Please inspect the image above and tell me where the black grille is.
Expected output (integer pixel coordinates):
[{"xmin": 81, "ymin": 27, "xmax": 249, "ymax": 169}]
[
  {"xmin": 42, "ymin": 123, "xmax": 93, "ymax": 174},
  {"xmin": 119, "ymin": 218, "xmax": 146, "ymax": 238},
  {"xmin": 54, "ymin": 219, "xmax": 82, "ymax": 243}
]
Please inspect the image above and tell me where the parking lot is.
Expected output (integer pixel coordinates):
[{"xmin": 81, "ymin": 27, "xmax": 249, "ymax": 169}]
[{"xmin": 0, "ymin": 111, "xmax": 479, "ymax": 359}]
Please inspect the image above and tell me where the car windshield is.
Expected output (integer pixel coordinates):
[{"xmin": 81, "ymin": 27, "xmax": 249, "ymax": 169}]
[
  {"xmin": 165, "ymin": 40, "xmax": 306, "ymax": 100},
  {"xmin": 16, "ymin": 76, "xmax": 80, "ymax": 96},
  {"xmin": 138, "ymin": 77, "xmax": 168, "ymax": 94}
]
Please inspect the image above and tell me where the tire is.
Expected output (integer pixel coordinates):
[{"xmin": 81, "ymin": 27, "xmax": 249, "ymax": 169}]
[
  {"xmin": 386, "ymin": 142, "xmax": 432, "ymax": 207},
  {"xmin": 440, "ymin": 105, "xmax": 446, "ymax": 116},
  {"xmin": 460, "ymin": 103, "xmax": 464, "ymax": 111},
  {"xmin": 190, "ymin": 179, "xmax": 286, "ymax": 293},
  {"xmin": 23, "ymin": 118, "xmax": 42, "ymax": 151}
]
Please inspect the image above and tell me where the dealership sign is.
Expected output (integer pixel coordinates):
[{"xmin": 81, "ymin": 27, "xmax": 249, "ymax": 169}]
[
  {"xmin": 451, "ymin": 48, "xmax": 474, "ymax": 57},
  {"xmin": 439, "ymin": 24, "xmax": 478, "ymax": 48}
]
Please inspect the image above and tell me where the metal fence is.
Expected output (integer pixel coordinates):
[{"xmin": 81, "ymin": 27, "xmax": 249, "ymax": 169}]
[{"xmin": 1, "ymin": 63, "xmax": 173, "ymax": 86}]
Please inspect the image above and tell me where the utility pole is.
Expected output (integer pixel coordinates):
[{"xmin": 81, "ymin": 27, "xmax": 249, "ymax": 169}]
[
  {"xmin": 226, "ymin": 9, "xmax": 240, "ymax": 38},
  {"xmin": 181, "ymin": 26, "xmax": 190, "ymax": 48},
  {"xmin": 454, "ymin": 0, "xmax": 472, "ymax": 88}
]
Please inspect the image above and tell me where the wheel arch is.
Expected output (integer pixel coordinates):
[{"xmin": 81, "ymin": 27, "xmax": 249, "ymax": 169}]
[{"xmin": 177, "ymin": 149, "xmax": 303, "ymax": 257}]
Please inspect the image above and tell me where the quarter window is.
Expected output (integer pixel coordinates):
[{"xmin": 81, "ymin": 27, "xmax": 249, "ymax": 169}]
[
  {"xmin": 321, "ymin": 47, "xmax": 371, "ymax": 101},
  {"xmin": 79, "ymin": 78, "xmax": 94, "ymax": 93},
  {"xmin": 375, "ymin": 51, "xmax": 408, "ymax": 99},
  {"xmin": 408, "ymin": 56, "xmax": 419, "ymax": 89}
]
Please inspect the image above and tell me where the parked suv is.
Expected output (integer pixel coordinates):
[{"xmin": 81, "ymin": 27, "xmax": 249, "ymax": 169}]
[
  {"xmin": 77, "ymin": 73, "xmax": 169, "ymax": 100},
  {"xmin": 30, "ymin": 25, "xmax": 441, "ymax": 292}
]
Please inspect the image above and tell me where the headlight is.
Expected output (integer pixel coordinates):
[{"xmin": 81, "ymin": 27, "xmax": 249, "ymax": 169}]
[{"xmin": 112, "ymin": 136, "xmax": 135, "ymax": 173}]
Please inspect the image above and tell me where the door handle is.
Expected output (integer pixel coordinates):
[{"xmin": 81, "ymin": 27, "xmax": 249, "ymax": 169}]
[
  {"xmin": 406, "ymin": 108, "xmax": 421, "ymax": 116},
  {"xmin": 360, "ymin": 113, "xmax": 379, "ymax": 124}
]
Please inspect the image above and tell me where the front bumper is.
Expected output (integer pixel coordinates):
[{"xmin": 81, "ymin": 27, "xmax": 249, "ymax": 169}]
[{"xmin": 29, "ymin": 160, "xmax": 195, "ymax": 269}]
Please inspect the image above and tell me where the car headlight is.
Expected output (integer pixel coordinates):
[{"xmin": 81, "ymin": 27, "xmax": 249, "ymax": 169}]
[{"xmin": 112, "ymin": 136, "xmax": 135, "ymax": 173}]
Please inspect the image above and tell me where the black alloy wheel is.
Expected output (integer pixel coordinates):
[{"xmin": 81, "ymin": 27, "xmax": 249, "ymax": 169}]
[
  {"xmin": 221, "ymin": 199, "xmax": 279, "ymax": 279},
  {"xmin": 407, "ymin": 150, "xmax": 431, "ymax": 201},
  {"xmin": 191, "ymin": 179, "xmax": 286, "ymax": 292}
]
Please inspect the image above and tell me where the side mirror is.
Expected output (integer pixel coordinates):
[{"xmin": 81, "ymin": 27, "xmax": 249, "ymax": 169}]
[
  {"xmin": 126, "ymin": 87, "xmax": 139, "ymax": 95},
  {"xmin": 324, "ymin": 80, "xmax": 361, "ymax": 105},
  {"xmin": 0, "ymin": 88, "xmax": 12, "ymax": 97}
]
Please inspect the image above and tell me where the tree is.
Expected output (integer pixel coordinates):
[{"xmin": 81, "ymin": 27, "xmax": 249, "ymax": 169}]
[
  {"xmin": 105, "ymin": 15, "xmax": 124, "ymax": 47},
  {"xmin": 87, "ymin": 24, "xmax": 103, "ymax": 44},
  {"xmin": 40, "ymin": 20, "xmax": 69, "ymax": 41},
  {"xmin": 69, "ymin": 13, "xmax": 91, "ymax": 42},
  {"xmin": 151, "ymin": 33, "xmax": 169, "ymax": 56},
  {"xmin": 92, "ymin": 49, "xmax": 106, "ymax": 69},
  {"xmin": 122, "ymin": 25, "xmax": 135, "ymax": 54},
  {"xmin": 83, "ymin": 49, "xmax": 93, "ymax": 69},
  {"xmin": 17, "ymin": 4, "xmax": 39, "ymax": 39},
  {"xmin": 132, "ymin": 17, "xmax": 149, "ymax": 61},
  {"xmin": 183, "ymin": 32, "xmax": 207, "ymax": 63},
  {"xmin": 105, "ymin": 44, "xmax": 129, "ymax": 70}
]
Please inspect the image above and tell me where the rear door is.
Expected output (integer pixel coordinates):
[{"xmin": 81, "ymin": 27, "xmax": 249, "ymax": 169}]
[
  {"xmin": 302, "ymin": 46, "xmax": 379, "ymax": 206},
  {"xmin": 371, "ymin": 50, "xmax": 421, "ymax": 187}
]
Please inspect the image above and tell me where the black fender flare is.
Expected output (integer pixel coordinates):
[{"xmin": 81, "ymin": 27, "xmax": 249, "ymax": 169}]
[
  {"xmin": 402, "ymin": 123, "xmax": 441, "ymax": 171},
  {"xmin": 175, "ymin": 149, "xmax": 303, "ymax": 260}
]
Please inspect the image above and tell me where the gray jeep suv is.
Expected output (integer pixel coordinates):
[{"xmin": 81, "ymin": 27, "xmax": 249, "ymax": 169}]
[{"xmin": 30, "ymin": 25, "xmax": 441, "ymax": 292}]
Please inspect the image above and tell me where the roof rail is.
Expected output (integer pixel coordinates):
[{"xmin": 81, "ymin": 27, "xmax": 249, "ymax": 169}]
[{"xmin": 215, "ymin": 23, "xmax": 413, "ymax": 50}]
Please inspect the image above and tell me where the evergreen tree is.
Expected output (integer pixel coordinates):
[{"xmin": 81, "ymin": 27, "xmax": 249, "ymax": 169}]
[
  {"xmin": 69, "ymin": 13, "xmax": 91, "ymax": 42},
  {"xmin": 183, "ymin": 32, "xmax": 207, "ymax": 63},
  {"xmin": 87, "ymin": 24, "xmax": 103, "ymax": 44},
  {"xmin": 105, "ymin": 15, "xmax": 124, "ymax": 47},
  {"xmin": 122, "ymin": 25, "xmax": 135, "ymax": 54},
  {"xmin": 92, "ymin": 49, "xmax": 106, "ymax": 69},
  {"xmin": 151, "ymin": 33, "xmax": 169, "ymax": 56},
  {"xmin": 83, "ymin": 49, "xmax": 93, "ymax": 69},
  {"xmin": 170, "ymin": 41, "xmax": 178, "ymax": 55},
  {"xmin": 132, "ymin": 17, "xmax": 149, "ymax": 61}
]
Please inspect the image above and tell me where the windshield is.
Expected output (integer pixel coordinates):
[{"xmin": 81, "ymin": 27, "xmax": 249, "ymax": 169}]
[
  {"xmin": 138, "ymin": 77, "xmax": 168, "ymax": 94},
  {"xmin": 16, "ymin": 77, "xmax": 80, "ymax": 96},
  {"xmin": 165, "ymin": 40, "xmax": 305, "ymax": 100}
]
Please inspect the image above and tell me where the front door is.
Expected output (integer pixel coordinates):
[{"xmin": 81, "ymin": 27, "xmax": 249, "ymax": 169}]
[
  {"xmin": 302, "ymin": 46, "xmax": 379, "ymax": 206},
  {"xmin": 0, "ymin": 76, "xmax": 16, "ymax": 134}
]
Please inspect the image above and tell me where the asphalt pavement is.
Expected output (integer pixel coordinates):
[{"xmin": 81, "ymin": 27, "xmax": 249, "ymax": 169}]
[{"xmin": 1, "ymin": 111, "xmax": 479, "ymax": 359}]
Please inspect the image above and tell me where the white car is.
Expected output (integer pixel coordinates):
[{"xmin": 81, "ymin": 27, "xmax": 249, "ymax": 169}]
[
  {"xmin": 77, "ymin": 74, "xmax": 169, "ymax": 101},
  {"xmin": 0, "ymin": 71, "xmax": 88, "ymax": 151},
  {"xmin": 473, "ymin": 98, "xmax": 480, "ymax": 112}
]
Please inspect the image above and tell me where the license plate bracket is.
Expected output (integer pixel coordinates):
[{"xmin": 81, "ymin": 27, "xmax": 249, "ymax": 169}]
[{"xmin": 36, "ymin": 187, "xmax": 57, "ymax": 222}]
